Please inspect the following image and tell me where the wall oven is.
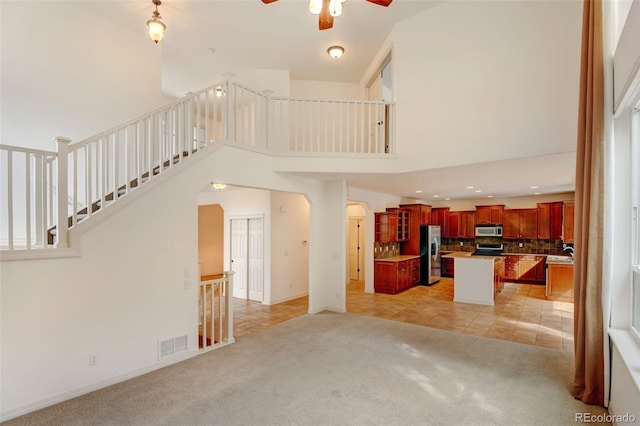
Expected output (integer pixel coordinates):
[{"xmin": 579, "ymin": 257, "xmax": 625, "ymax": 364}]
[{"xmin": 475, "ymin": 225, "xmax": 503, "ymax": 237}]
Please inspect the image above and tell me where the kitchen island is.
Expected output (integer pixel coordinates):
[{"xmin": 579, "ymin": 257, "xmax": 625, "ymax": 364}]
[
  {"xmin": 374, "ymin": 255, "xmax": 421, "ymax": 294},
  {"xmin": 453, "ymin": 255, "xmax": 505, "ymax": 305}
]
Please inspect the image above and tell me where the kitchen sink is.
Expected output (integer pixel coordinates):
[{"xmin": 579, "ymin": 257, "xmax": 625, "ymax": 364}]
[{"xmin": 546, "ymin": 255, "xmax": 574, "ymax": 264}]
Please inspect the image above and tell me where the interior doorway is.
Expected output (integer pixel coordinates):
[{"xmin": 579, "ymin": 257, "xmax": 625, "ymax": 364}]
[
  {"xmin": 230, "ymin": 216, "xmax": 265, "ymax": 302},
  {"xmin": 348, "ymin": 217, "xmax": 364, "ymax": 281}
]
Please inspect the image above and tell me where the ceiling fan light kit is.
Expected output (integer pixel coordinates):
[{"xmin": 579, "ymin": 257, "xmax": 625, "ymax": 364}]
[
  {"xmin": 146, "ymin": 0, "xmax": 166, "ymax": 44},
  {"xmin": 263, "ymin": 0, "xmax": 392, "ymax": 30}
]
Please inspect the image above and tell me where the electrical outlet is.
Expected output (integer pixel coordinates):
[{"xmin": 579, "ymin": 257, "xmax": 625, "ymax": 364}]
[
  {"xmin": 89, "ymin": 354, "xmax": 97, "ymax": 366},
  {"xmin": 519, "ymin": 242, "xmax": 524, "ymax": 248},
  {"xmin": 459, "ymin": 241, "xmax": 464, "ymax": 246}
]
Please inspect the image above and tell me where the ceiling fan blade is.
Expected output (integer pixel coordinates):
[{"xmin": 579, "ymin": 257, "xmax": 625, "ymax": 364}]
[
  {"xmin": 262, "ymin": 0, "xmax": 279, "ymax": 3},
  {"xmin": 366, "ymin": 0, "xmax": 393, "ymax": 6},
  {"xmin": 319, "ymin": 0, "xmax": 334, "ymax": 30}
]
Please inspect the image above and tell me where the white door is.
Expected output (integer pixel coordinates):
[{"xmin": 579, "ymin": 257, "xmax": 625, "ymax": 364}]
[
  {"xmin": 231, "ymin": 219, "xmax": 248, "ymax": 299},
  {"xmin": 247, "ymin": 218, "xmax": 264, "ymax": 301},
  {"xmin": 348, "ymin": 218, "xmax": 364, "ymax": 281},
  {"xmin": 230, "ymin": 217, "xmax": 264, "ymax": 302}
]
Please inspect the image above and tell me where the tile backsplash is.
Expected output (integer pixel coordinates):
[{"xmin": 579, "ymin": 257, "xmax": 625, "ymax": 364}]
[
  {"xmin": 440, "ymin": 238, "xmax": 568, "ymax": 255},
  {"xmin": 374, "ymin": 242, "xmax": 400, "ymax": 259}
]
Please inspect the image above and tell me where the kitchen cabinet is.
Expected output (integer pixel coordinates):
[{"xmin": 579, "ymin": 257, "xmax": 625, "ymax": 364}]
[
  {"xmin": 503, "ymin": 254, "xmax": 546, "ymax": 283},
  {"xmin": 374, "ymin": 257, "xmax": 420, "ymax": 294},
  {"xmin": 386, "ymin": 208, "xmax": 410, "ymax": 242},
  {"xmin": 563, "ymin": 201, "xmax": 575, "ymax": 243},
  {"xmin": 446, "ymin": 211, "xmax": 476, "ymax": 238},
  {"xmin": 546, "ymin": 263, "xmax": 574, "ymax": 301},
  {"xmin": 431, "ymin": 207, "xmax": 449, "ymax": 235},
  {"xmin": 374, "ymin": 212, "xmax": 390, "ymax": 243},
  {"xmin": 494, "ymin": 257, "xmax": 505, "ymax": 294},
  {"xmin": 503, "ymin": 209, "xmax": 538, "ymax": 239},
  {"xmin": 399, "ymin": 204, "xmax": 432, "ymax": 255},
  {"xmin": 475, "ymin": 205, "xmax": 505, "ymax": 225},
  {"xmin": 537, "ymin": 202, "xmax": 563, "ymax": 239},
  {"xmin": 442, "ymin": 257, "xmax": 454, "ymax": 277}
]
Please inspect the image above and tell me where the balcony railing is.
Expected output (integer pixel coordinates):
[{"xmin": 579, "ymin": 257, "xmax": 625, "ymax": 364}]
[{"xmin": 1, "ymin": 80, "xmax": 395, "ymax": 255}]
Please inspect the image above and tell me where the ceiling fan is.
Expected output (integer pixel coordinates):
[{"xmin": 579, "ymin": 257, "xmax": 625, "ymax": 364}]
[{"xmin": 261, "ymin": 0, "xmax": 393, "ymax": 31}]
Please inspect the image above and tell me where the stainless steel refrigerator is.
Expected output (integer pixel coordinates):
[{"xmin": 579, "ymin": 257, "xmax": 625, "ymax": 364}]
[{"xmin": 419, "ymin": 225, "xmax": 441, "ymax": 285}]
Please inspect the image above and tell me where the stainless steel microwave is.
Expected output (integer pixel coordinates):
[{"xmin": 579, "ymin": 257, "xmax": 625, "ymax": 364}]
[{"xmin": 475, "ymin": 225, "xmax": 503, "ymax": 237}]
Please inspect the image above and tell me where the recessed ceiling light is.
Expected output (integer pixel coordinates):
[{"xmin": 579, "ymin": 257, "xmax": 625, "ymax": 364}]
[
  {"xmin": 530, "ymin": 185, "xmax": 539, "ymax": 189},
  {"xmin": 433, "ymin": 195, "xmax": 440, "ymax": 198},
  {"xmin": 415, "ymin": 190, "xmax": 423, "ymax": 193},
  {"xmin": 534, "ymin": 192, "xmax": 541, "ymax": 195},
  {"xmin": 487, "ymin": 195, "xmax": 494, "ymax": 198},
  {"xmin": 475, "ymin": 189, "xmax": 482, "ymax": 193},
  {"xmin": 445, "ymin": 198, "xmax": 451, "ymax": 201},
  {"xmin": 466, "ymin": 186, "xmax": 474, "ymax": 189}
]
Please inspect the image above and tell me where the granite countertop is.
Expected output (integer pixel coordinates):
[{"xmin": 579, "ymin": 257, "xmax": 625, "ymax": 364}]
[
  {"xmin": 502, "ymin": 252, "xmax": 549, "ymax": 256},
  {"xmin": 545, "ymin": 255, "xmax": 574, "ymax": 265},
  {"xmin": 441, "ymin": 251, "xmax": 473, "ymax": 258},
  {"xmin": 374, "ymin": 255, "xmax": 421, "ymax": 262}
]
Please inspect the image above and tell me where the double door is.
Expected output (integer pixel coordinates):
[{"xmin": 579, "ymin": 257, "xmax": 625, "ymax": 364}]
[{"xmin": 231, "ymin": 217, "xmax": 264, "ymax": 302}]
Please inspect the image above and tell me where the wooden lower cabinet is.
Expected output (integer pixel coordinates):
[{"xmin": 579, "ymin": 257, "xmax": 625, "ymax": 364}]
[
  {"xmin": 494, "ymin": 258, "xmax": 505, "ymax": 294},
  {"xmin": 374, "ymin": 257, "xmax": 420, "ymax": 294},
  {"xmin": 442, "ymin": 257, "xmax": 455, "ymax": 277},
  {"xmin": 503, "ymin": 254, "xmax": 546, "ymax": 283},
  {"xmin": 546, "ymin": 263, "xmax": 574, "ymax": 301}
]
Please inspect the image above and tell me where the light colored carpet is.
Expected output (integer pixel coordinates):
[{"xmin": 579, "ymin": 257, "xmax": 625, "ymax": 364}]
[{"xmin": 5, "ymin": 312, "xmax": 609, "ymax": 426}]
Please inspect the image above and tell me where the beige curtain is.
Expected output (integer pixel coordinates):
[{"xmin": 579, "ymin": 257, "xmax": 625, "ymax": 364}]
[{"xmin": 573, "ymin": 0, "xmax": 605, "ymax": 406}]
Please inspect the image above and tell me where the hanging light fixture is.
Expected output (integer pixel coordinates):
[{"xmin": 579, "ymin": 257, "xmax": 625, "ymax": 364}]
[
  {"xmin": 309, "ymin": 0, "xmax": 322, "ymax": 15},
  {"xmin": 146, "ymin": 0, "xmax": 166, "ymax": 44},
  {"xmin": 329, "ymin": 0, "xmax": 343, "ymax": 17},
  {"xmin": 327, "ymin": 45, "xmax": 344, "ymax": 59}
]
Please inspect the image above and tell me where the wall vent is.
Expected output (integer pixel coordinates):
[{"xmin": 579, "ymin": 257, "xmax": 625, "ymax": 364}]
[{"xmin": 158, "ymin": 335, "xmax": 188, "ymax": 360}]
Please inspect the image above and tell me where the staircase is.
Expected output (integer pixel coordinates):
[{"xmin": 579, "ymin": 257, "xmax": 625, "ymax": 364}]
[{"xmin": 1, "ymin": 79, "xmax": 395, "ymax": 258}]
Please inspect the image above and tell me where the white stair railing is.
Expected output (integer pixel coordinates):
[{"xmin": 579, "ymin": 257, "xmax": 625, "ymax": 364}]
[
  {"xmin": 1, "ymin": 79, "xmax": 395, "ymax": 254},
  {"xmin": 199, "ymin": 272, "xmax": 235, "ymax": 350}
]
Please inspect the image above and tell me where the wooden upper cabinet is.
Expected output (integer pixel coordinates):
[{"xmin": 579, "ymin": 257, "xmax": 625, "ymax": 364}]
[
  {"xmin": 475, "ymin": 205, "xmax": 505, "ymax": 225},
  {"xmin": 399, "ymin": 204, "xmax": 432, "ymax": 255},
  {"xmin": 445, "ymin": 211, "xmax": 475, "ymax": 238},
  {"xmin": 431, "ymin": 207, "xmax": 449, "ymax": 236},
  {"xmin": 503, "ymin": 208, "xmax": 538, "ymax": 239},
  {"xmin": 446, "ymin": 212, "xmax": 461, "ymax": 238},
  {"xmin": 461, "ymin": 211, "xmax": 476, "ymax": 238},
  {"xmin": 386, "ymin": 208, "xmax": 409, "ymax": 242},
  {"xmin": 374, "ymin": 212, "xmax": 390, "ymax": 243},
  {"xmin": 563, "ymin": 201, "xmax": 575, "ymax": 243},
  {"xmin": 537, "ymin": 202, "xmax": 563, "ymax": 239}
]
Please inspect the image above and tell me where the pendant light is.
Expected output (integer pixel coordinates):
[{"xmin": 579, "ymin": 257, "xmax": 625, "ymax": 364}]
[
  {"xmin": 329, "ymin": 0, "xmax": 342, "ymax": 17},
  {"xmin": 146, "ymin": 0, "xmax": 166, "ymax": 44}
]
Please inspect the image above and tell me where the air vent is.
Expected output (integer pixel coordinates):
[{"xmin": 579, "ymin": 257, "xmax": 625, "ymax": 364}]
[{"xmin": 158, "ymin": 335, "xmax": 188, "ymax": 360}]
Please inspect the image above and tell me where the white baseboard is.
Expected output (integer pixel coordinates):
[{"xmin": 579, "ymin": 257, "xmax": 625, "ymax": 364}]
[
  {"xmin": 0, "ymin": 349, "xmax": 200, "ymax": 422},
  {"xmin": 267, "ymin": 291, "xmax": 309, "ymax": 305}
]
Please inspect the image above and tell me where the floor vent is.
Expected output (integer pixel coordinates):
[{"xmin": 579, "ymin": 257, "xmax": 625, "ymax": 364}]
[{"xmin": 158, "ymin": 335, "xmax": 188, "ymax": 360}]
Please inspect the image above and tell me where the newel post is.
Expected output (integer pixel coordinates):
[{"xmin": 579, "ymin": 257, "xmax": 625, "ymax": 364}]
[
  {"xmin": 53, "ymin": 136, "xmax": 71, "ymax": 248},
  {"xmin": 224, "ymin": 270, "xmax": 235, "ymax": 343}
]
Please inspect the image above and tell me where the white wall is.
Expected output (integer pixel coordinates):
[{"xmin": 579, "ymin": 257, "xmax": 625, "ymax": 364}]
[
  {"xmin": 0, "ymin": 145, "xmax": 346, "ymax": 420},
  {"xmin": 0, "ymin": 2, "xmax": 166, "ymax": 150},
  {"xmin": 270, "ymin": 191, "xmax": 310, "ymax": 304},
  {"xmin": 390, "ymin": 1, "xmax": 582, "ymax": 171},
  {"xmin": 290, "ymin": 80, "xmax": 365, "ymax": 100}
]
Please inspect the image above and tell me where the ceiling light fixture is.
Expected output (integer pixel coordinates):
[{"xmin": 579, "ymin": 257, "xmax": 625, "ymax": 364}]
[
  {"xmin": 146, "ymin": 0, "xmax": 166, "ymax": 44},
  {"xmin": 211, "ymin": 182, "xmax": 227, "ymax": 190},
  {"xmin": 215, "ymin": 86, "xmax": 225, "ymax": 97},
  {"xmin": 327, "ymin": 45, "xmax": 344, "ymax": 59}
]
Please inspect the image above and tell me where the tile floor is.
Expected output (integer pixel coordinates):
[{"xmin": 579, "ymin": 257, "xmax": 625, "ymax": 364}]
[{"xmin": 232, "ymin": 278, "xmax": 574, "ymax": 351}]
